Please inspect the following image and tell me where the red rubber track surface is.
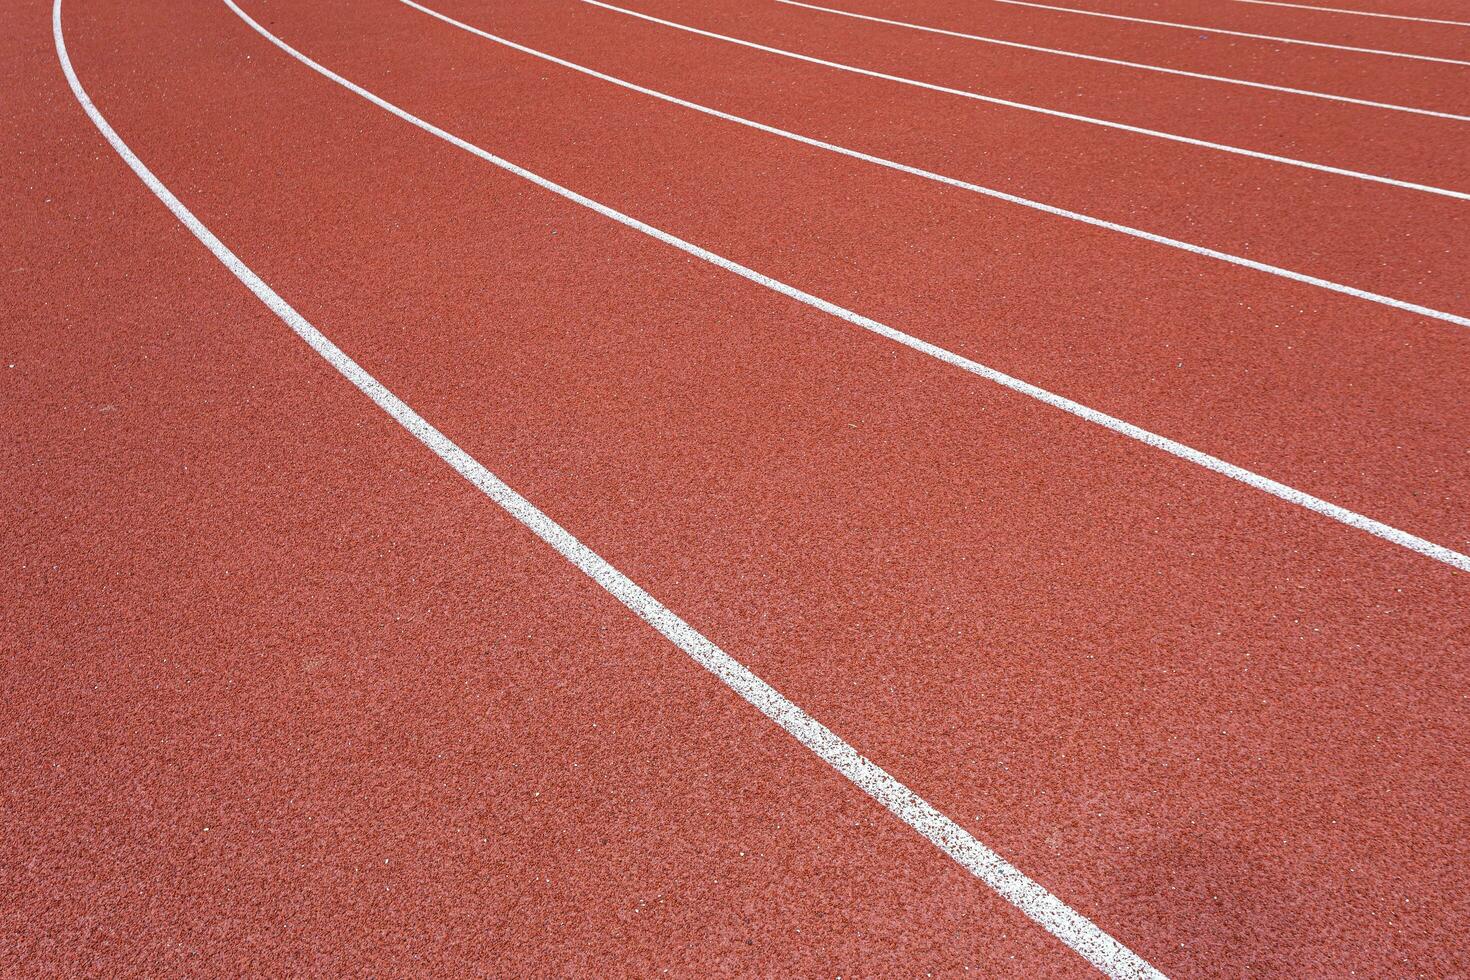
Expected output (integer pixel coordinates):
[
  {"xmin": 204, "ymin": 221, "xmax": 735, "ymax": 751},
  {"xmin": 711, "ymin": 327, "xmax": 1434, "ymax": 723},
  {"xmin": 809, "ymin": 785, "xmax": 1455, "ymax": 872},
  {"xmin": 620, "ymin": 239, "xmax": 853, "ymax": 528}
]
[
  {"xmin": 1078, "ymin": 0, "xmax": 1470, "ymax": 20},
  {"xmin": 577, "ymin": 0, "xmax": 1470, "ymax": 192},
  {"xmin": 5, "ymin": 0, "xmax": 1469, "ymax": 975},
  {"xmin": 231, "ymin": 0, "xmax": 1470, "ymax": 548},
  {"xmin": 544, "ymin": 0, "xmax": 1470, "ymax": 284},
  {"xmin": 775, "ymin": 0, "xmax": 1470, "ymax": 114},
  {"xmin": 1254, "ymin": 0, "xmax": 1470, "ymax": 18},
  {"xmin": 996, "ymin": 0, "xmax": 1470, "ymax": 60}
]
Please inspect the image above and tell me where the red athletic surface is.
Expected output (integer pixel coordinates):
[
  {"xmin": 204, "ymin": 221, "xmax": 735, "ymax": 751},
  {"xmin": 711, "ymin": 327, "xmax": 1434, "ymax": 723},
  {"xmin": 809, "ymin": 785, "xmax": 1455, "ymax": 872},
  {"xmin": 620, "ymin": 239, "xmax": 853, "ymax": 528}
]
[
  {"xmin": 5, "ymin": 0, "xmax": 1468, "ymax": 975},
  {"xmin": 993, "ymin": 0, "xmax": 1470, "ymax": 61}
]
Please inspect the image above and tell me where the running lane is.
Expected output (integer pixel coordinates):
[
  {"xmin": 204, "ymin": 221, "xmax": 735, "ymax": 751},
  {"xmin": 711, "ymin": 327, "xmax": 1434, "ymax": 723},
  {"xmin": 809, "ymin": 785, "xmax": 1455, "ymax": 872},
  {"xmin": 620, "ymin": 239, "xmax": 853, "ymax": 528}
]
[
  {"xmin": 2, "ymin": 2, "xmax": 1098, "ymax": 975},
  {"xmin": 719, "ymin": 0, "xmax": 1470, "ymax": 117},
  {"xmin": 817, "ymin": 0, "xmax": 1470, "ymax": 116},
  {"xmin": 1024, "ymin": 0, "xmax": 1470, "ymax": 60},
  {"xmin": 413, "ymin": 0, "xmax": 1470, "ymax": 317},
  {"xmin": 57, "ymin": 0, "xmax": 1470, "ymax": 974},
  {"xmin": 768, "ymin": 0, "xmax": 1470, "ymax": 120},
  {"xmin": 1216, "ymin": 0, "xmax": 1470, "ymax": 19},
  {"xmin": 226, "ymin": 0, "xmax": 1470, "ymax": 553},
  {"xmin": 1229, "ymin": 0, "xmax": 1470, "ymax": 19},
  {"xmin": 559, "ymin": 0, "xmax": 1470, "ymax": 197}
]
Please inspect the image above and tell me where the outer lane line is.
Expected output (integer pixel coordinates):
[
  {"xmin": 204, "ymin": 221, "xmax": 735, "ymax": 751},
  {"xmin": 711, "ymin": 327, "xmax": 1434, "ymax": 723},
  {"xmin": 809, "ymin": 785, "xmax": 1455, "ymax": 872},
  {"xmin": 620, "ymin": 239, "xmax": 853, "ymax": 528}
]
[
  {"xmin": 576, "ymin": 0, "xmax": 1470, "ymax": 200},
  {"xmin": 396, "ymin": 0, "xmax": 1470, "ymax": 330},
  {"xmin": 774, "ymin": 0, "xmax": 1470, "ymax": 121},
  {"xmin": 992, "ymin": 0, "xmax": 1470, "ymax": 66},
  {"xmin": 231, "ymin": 0, "xmax": 1467, "ymax": 572},
  {"xmin": 53, "ymin": 1, "xmax": 1171, "ymax": 974},
  {"xmin": 1227, "ymin": 0, "xmax": 1470, "ymax": 27}
]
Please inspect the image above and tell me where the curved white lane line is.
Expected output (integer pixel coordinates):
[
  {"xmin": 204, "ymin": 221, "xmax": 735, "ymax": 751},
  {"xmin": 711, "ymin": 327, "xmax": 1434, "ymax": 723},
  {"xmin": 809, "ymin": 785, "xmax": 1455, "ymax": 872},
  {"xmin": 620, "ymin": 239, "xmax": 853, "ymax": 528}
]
[
  {"xmin": 228, "ymin": 0, "xmax": 1470, "ymax": 572},
  {"xmin": 1228, "ymin": 0, "xmax": 1470, "ymax": 28},
  {"xmin": 396, "ymin": 0, "xmax": 1470, "ymax": 329},
  {"xmin": 577, "ymin": 0, "xmax": 1470, "ymax": 200},
  {"xmin": 52, "ymin": 1, "xmax": 1169, "ymax": 975},
  {"xmin": 775, "ymin": 0, "xmax": 1470, "ymax": 121},
  {"xmin": 994, "ymin": 0, "xmax": 1470, "ymax": 66}
]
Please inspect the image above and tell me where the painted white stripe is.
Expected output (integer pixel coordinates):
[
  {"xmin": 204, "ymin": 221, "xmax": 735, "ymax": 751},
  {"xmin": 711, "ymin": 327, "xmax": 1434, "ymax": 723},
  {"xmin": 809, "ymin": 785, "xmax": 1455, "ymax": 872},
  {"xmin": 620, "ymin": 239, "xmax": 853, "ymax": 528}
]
[
  {"xmin": 775, "ymin": 0, "xmax": 1470, "ymax": 121},
  {"xmin": 229, "ymin": 0, "xmax": 1468, "ymax": 572},
  {"xmin": 53, "ymin": 1, "xmax": 1173, "ymax": 974},
  {"xmin": 397, "ymin": 0, "xmax": 1470, "ymax": 331},
  {"xmin": 1228, "ymin": 0, "xmax": 1470, "ymax": 28},
  {"xmin": 993, "ymin": 0, "xmax": 1470, "ymax": 66},
  {"xmin": 577, "ymin": 0, "xmax": 1470, "ymax": 200}
]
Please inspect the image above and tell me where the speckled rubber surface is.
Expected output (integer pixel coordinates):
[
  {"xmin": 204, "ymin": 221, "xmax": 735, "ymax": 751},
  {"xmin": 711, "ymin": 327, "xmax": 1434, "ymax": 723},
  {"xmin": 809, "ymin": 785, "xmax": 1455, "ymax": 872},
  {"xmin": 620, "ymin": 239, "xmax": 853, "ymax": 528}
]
[{"xmin": 4, "ymin": 0, "xmax": 1467, "ymax": 974}]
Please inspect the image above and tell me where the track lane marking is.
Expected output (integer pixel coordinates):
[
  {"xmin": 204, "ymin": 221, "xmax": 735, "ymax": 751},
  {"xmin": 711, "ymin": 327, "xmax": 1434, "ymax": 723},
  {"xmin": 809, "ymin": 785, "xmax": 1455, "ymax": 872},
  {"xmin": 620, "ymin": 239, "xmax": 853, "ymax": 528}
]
[
  {"xmin": 396, "ymin": 0, "xmax": 1470, "ymax": 329},
  {"xmin": 1227, "ymin": 0, "xmax": 1470, "ymax": 27},
  {"xmin": 53, "ymin": 2, "xmax": 1173, "ymax": 974},
  {"xmin": 774, "ymin": 0, "xmax": 1470, "ymax": 120},
  {"xmin": 577, "ymin": 0, "xmax": 1470, "ymax": 200},
  {"xmin": 993, "ymin": 0, "xmax": 1470, "ymax": 65},
  {"xmin": 579, "ymin": 0, "xmax": 1470, "ymax": 199},
  {"xmin": 217, "ymin": 0, "xmax": 1470, "ymax": 572}
]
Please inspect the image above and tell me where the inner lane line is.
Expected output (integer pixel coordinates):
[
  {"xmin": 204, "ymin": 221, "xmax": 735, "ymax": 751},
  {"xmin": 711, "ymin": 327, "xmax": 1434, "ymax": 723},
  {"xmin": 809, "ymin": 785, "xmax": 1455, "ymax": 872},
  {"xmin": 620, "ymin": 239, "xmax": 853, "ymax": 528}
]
[{"xmin": 52, "ymin": 1, "xmax": 1169, "ymax": 974}]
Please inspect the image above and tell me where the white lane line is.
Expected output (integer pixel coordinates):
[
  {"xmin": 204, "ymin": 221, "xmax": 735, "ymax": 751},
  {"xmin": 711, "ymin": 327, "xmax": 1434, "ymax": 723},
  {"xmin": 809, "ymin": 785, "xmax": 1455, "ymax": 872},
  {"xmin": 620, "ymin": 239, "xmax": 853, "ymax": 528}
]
[
  {"xmin": 53, "ymin": 2, "xmax": 1172, "ymax": 974},
  {"xmin": 774, "ymin": 0, "xmax": 1470, "ymax": 120},
  {"xmin": 993, "ymin": 0, "xmax": 1470, "ymax": 66},
  {"xmin": 577, "ymin": 0, "xmax": 1470, "ymax": 200},
  {"xmin": 230, "ymin": 0, "xmax": 1469, "ymax": 572},
  {"xmin": 1227, "ymin": 0, "xmax": 1470, "ymax": 28},
  {"xmin": 396, "ymin": 0, "xmax": 1470, "ymax": 330}
]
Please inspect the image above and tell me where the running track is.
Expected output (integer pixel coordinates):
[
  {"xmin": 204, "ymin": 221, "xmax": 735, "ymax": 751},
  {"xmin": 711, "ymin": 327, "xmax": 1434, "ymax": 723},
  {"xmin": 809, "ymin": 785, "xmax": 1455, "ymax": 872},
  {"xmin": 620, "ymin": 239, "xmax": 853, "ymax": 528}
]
[{"xmin": 4, "ymin": 0, "xmax": 1468, "ymax": 974}]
